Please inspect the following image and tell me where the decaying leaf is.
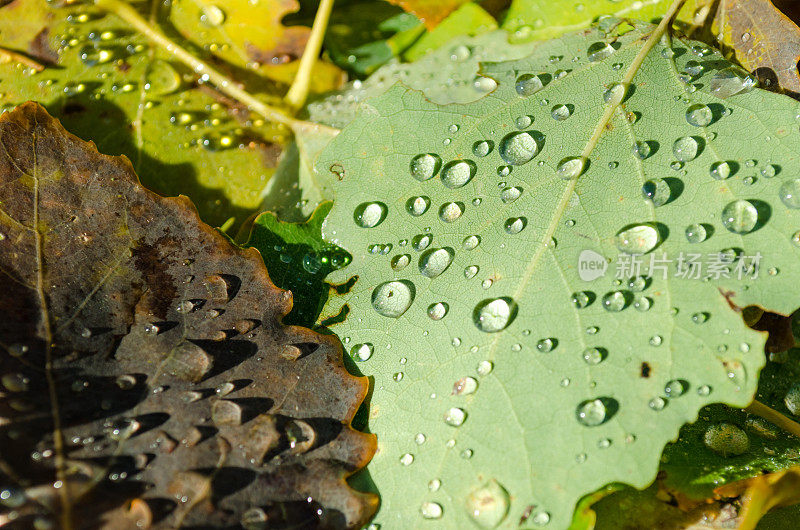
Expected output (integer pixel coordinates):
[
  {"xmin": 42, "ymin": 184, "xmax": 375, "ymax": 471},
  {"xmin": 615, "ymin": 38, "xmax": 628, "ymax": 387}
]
[
  {"xmin": 715, "ymin": 467, "xmax": 800, "ymax": 529},
  {"xmin": 0, "ymin": 103, "xmax": 376, "ymax": 528},
  {"xmin": 714, "ymin": 0, "xmax": 800, "ymax": 94},
  {"xmin": 385, "ymin": 0, "xmax": 472, "ymax": 29}
]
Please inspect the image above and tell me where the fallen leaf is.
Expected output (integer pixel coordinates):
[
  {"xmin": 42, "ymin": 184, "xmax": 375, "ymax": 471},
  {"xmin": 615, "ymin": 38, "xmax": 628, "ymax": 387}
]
[
  {"xmin": 714, "ymin": 0, "xmax": 800, "ymax": 94},
  {"xmin": 0, "ymin": 102, "xmax": 376, "ymax": 528}
]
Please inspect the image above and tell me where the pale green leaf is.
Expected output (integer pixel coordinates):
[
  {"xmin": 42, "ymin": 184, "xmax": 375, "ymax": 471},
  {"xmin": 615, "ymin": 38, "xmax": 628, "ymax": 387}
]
[{"xmin": 317, "ymin": 21, "xmax": 800, "ymax": 528}]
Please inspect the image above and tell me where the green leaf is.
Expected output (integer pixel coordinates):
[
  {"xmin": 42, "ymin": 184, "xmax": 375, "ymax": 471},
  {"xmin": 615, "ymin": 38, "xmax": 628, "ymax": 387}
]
[
  {"xmin": 247, "ymin": 201, "xmax": 352, "ymax": 326},
  {"xmin": 0, "ymin": 0, "xmax": 284, "ymax": 228},
  {"xmin": 402, "ymin": 3, "xmax": 498, "ymax": 61},
  {"xmin": 316, "ymin": 20, "xmax": 800, "ymax": 527}
]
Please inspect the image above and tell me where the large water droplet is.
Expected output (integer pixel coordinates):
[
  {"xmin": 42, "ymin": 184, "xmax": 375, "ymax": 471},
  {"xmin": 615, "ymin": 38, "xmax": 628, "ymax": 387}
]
[
  {"xmin": 444, "ymin": 407, "xmax": 466, "ymax": 426},
  {"xmin": 587, "ymin": 41, "xmax": 615, "ymax": 62},
  {"xmin": 439, "ymin": 202, "xmax": 464, "ymax": 222},
  {"xmin": 641, "ymin": 178, "xmax": 671, "ymax": 206},
  {"xmin": 721, "ymin": 199, "xmax": 758, "ymax": 233},
  {"xmin": 632, "ymin": 141, "xmax": 652, "ymax": 160},
  {"xmin": 615, "ymin": 224, "xmax": 659, "ymax": 254},
  {"xmin": 421, "ymin": 502, "xmax": 443, "ymax": 519},
  {"xmin": 672, "ymin": 136, "xmax": 699, "ymax": 161},
  {"xmin": 441, "ymin": 160, "xmax": 476, "ymax": 188},
  {"xmin": 499, "ymin": 132, "xmax": 539, "ymax": 165},
  {"xmin": 354, "ymin": 202, "xmax": 387, "ymax": 228},
  {"xmin": 576, "ymin": 398, "xmax": 609, "ymax": 426},
  {"xmin": 419, "ymin": 248, "xmax": 454, "ymax": 278},
  {"xmin": 466, "ymin": 480, "xmax": 510, "ymax": 528},
  {"xmin": 473, "ymin": 298, "xmax": 516, "ymax": 332},
  {"xmin": 685, "ymin": 104, "xmax": 713, "ymax": 126},
  {"xmin": 685, "ymin": 223, "xmax": 707, "ymax": 243},
  {"xmin": 664, "ymin": 379, "xmax": 687, "ymax": 397},
  {"xmin": 704, "ymin": 423, "xmax": 749, "ymax": 456},
  {"xmin": 602, "ymin": 291, "xmax": 627, "ymax": 312},
  {"xmin": 410, "ymin": 153, "xmax": 441, "ymax": 181},
  {"xmin": 515, "ymin": 73, "xmax": 545, "ymax": 96},
  {"xmin": 709, "ymin": 67, "xmax": 757, "ymax": 98},
  {"xmin": 710, "ymin": 161, "xmax": 732, "ymax": 180},
  {"xmin": 407, "ymin": 196, "xmax": 430, "ymax": 216},
  {"xmin": 582, "ymin": 347, "xmax": 605, "ymax": 365},
  {"xmin": 779, "ymin": 178, "xmax": 800, "ymax": 208},
  {"xmin": 453, "ymin": 376, "xmax": 478, "ymax": 395},
  {"xmin": 603, "ymin": 83, "xmax": 626, "ymax": 105},
  {"xmin": 556, "ymin": 157, "xmax": 584, "ymax": 179},
  {"xmin": 371, "ymin": 281, "xmax": 415, "ymax": 318},
  {"xmin": 504, "ymin": 217, "xmax": 527, "ymax": 234}
]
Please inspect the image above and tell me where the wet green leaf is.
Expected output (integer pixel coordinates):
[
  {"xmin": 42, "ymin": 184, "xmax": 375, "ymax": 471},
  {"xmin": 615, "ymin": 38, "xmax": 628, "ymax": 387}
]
[
  {"xmin": 317, "ymin": 20, "xmax": 800, "ymax": 527},
  {"xmin": 0, "ymin": 0, "xmax": 285, "ymax": 228}
]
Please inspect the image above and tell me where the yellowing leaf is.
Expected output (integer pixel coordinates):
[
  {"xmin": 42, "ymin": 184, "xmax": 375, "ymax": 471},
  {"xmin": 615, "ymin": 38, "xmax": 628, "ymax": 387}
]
[
  {"xmin": 386, "ymin": 0, "xmax": 473, "ymax": 29},
  {"xmin": 715, "ymin": 467, "xmax": 800, "ymax": 529}
]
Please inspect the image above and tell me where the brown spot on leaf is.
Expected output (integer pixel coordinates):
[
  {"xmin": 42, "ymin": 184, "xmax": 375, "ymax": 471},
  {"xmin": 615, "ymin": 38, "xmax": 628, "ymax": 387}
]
[
  {"xmin": 640, "ymin": 362, "xmax": 651, "ymax": 378},
  {"xmin": 0, "ymin": 103, "xmax": 376, "ymax": 528}
]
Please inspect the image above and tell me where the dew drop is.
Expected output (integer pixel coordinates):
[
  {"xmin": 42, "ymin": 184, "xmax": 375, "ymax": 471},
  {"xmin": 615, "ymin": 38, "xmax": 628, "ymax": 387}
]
[
  {"xmin": 648, "ymin": 397, "xmax": 666, "ymax": 411},
  {"xmin": 418, "ymin": 248, "xmax": 454, "ymax": 278},
  {"xmin": 500, "ymin": 186, "xmax": 522, "ymax": 203},
  {"xmin": 602, "ymin": 291, "xmax": 626, "ymax": 312},
  {"xmin": 672, "ymin": 136, "xmax": 699, "ymax": 161},
  {"xmin": 576, "ymin": 398, "xmax": 608, "ymax": 426},
  {"xmin": 477, "ymin": 360, "xmax": 493, "ymax": 375},
  {"xmin": 551, "ymin": 104, "xmax": 572, "ymax": 121},
  {"xmin": 685, "ymin": 104, "xmax": 713, "ymax": 126},
  {"xmin": 582, "ymin": 347, "xmax": 605, "ymax": 365},
  {"xmin": 556, "ymin": 157, "xmax": 584, "ymax": 179},
  {"xmin": 709, "ymin": 67, "xmax": 757, "ymax": 98},
  {"xmin": 587, "ymin": 41, "xmax": 615, "ymax": 62},
  {"xmin": 710, "ymin": 161, "xmax": 732, "ymax": 180},
  {"xmin": 428, "ymin": 302, "xmax": 449, "ymax": 320},
  {"xmin": 453, "ymin": 376, "xmax": 478, "ymax": 395},
  {"xmin": 516, "ymin": 115, "xmax": 533, "ymax": 129},
  {"xmin": 354, "ymin": 202, "xmax": 387, "ymax": 228},
  {"xmin": 571, "ymin": 291, "xmax": 591, "ymax": 308},
  {"xmin": 399, "ymin": 453, "xmax": 414, "ymax": 465},
  {"xmin": 499, "ymin": 132, "xmax": 539, "ymax": 165},
  {"xmin": 466, "ymin": 480, "xmax": 510, "ymax": 528},
  {"xmin": 632, "ymin": 141, "xmax": 652, "ymax": 160},
  {"xmin": 410, "ymin": 154, "xmax": 441, "ymax": 181},
  {"xmin": 704, "ymin": 423, "xmax": 749, "ymax": 456},
  {"xmin": 537, "ymin": 338, "xmax": 555, "ymax": 352},
  {"xmin": 473, "ymin": 140, "xmax": 492, "ymax": 157},
  {"xmin": 444, "ymin": 407, "xmax": 466, "ymax": 426},
  {"xmin": 664, "ymin": 379, "xmax": 686, "ymax": 397},
  {"xmin": 441, "ymin": 160, "xmax": 476, "ymax": 188},
  {"xmin": 473, "ymin": 298, "xmax": 516, "ymax": 332},
  {"xmin": 515, "ymin": 73, "xmax": 545, "ymax": 96},
  {"xmin": 406, "ymin": 196, "xmax": 430, "ymax": 216},
  {"xmin": 464, "ymin": 265, "xmax": 479, "ymax": 279},
  {"xmin": 391, "ymin": 254, "xmax": 410, "ymax": 271},
  {"xmin": 504, "ymin": 217, "xmax": 527, "ymax": 234},
  {"xmin": 439, "ymin": 202, "xmax": 464, "ymax": 222},
  {"xmin": 760, "ymin": 164, "xmax": 777, "ymax": 178},
  {"xmin": 615, "ymin": 224, "xmax": 659, "ymax": 254},
  {"xmin": 641, "ymin": 178, "xmax": 671, "ymax": 206},
  {"xmin": 779, "ymin": 178, "xmax": 800, "ymax": 209},
  {"xmin": 683, "ymin": 223, "xmax": 708, "ymax": 243},
  {"xmin": 603, "ymin": 82, "xmax": 626, "ymax": 105},
  {"xmin": 721, "ymin": 199, "xmax": 758, "ymax": 233},
  {"xmin": 371, "ymin": 281, "xmax": 415, "ymax": 318},
  {"xmin": 421, "ymin": 502, "xmax": 443, "ymax": 519},
  {"xmin": 199, "ymin": 5, "xmax": 226, "ymax": 26},
  {"xmin": 634, "ymin": 295, "xmax": 652, "ymax": 311},
  {"xmin": 352, "ymin": 343, "xmax": 373, "ymax": 362}
]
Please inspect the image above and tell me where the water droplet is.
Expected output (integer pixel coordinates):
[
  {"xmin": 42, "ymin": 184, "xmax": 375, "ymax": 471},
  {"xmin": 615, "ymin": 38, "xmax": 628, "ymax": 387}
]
[
  {"xmin": 551, "ymin": 104, "xmax": 572, "ymax": 121},
  {"xmin": 642, "ymin": 178, "xmax": 671, "ymax": 206},
  {"xmin": 504, "ymin": 217, "xmax": 527, "ymax": 234},
  {"xmin": 648, "ymin": 397, "xmax": 666, "ymax": 411},
  {"xmin": 628, "ymin": 275, "xmax": 649, "ymax": 291},
  {"xmin": 421, "ymin": 502, "xmax": 443, "ymax": 519},
  {"xmin": 464, "ymin": 265, "xmax": 479, "ymax": 279},
  {"xmin": 499, "ymin": 132, "xmax": 539, "ymax": 165},
  {"xmin": 428, "ymin": 302, "xmax": 449, "ymax": 320},
  {"xmin": 441, "ymin": 160, "xmax": 476, "ymax": 188},
  {"xmin": 710, "ymin": 161, "xmax": 732, "ymax": 180},
  {"xmin": 146, "ymin": 59, "xmax": 181, "ymax": 96},
  {"xmin": 399, "ymin": 453, "xmax": 414, "ymax": 465},
  {"xmin": 686, "ymin": 104, "xmax": 713, "ymax": 126},
  {"xmin": 537, "ymin": 338, "xmax": 555, "ymax": 352},
  {"xmin": 691, "ymin": 312, "xmax": 709, "ymax": 324},
  {"xmin": 721, "ymin": 199, "xmax": 758, "ymax": 233},
  {"xmin": 571, "ymin": 291, "xmax": 591, "ymax": 308},
  {"xmin": 603, "ymin": 83, "xmax": 626, "ymax": 104},
  {"xmin": 497, "ymin": 165, "xmax": 511, "ymax": 177},
  {"xmin": 779, "ymin": 178, "xmax": 800, "ymax": 208},
  {"xmin": 697, "ymin": 384, "xmax": 712, "ymax": 396},
  {"xmin": 407, "ymin": 196, "xmax": 430, "ymax": 216},
  {"xmin": 672, "ymin": 136, "xmax": 699, "ymax": 161},
  {"xmin": 602, "ymin": 291, "xmax": 627, "ymax": 312},
  {"xmin": 466, "ymin": 480, "xmax": 510, "ymax": 528},
  {"xmin": 473, "ymin": 76, "xmax": 498, "ymax": 93},
  {"xmin": 104, "ymin": 418, "xmax": 141, "ymax": 441},
  {"xmin": 632, "ymin": 141, "xmax": 652, "ymax": 160},
  {"xmin": 481, "ymin": 279, "xmax": 493, "ymax": 289},
  {"xmin": 473, "ymin": 140, "xmax": 492, "ymax": 157},
  {"xmin": 532, "ymin": 511, "xmax": 551, "ymax": 526},
  {"xmin": 199, "ymin": 5, "xmax": 226, "ymax": 26},
  {"xmin": 453, "ymin": 376, "xmax": 478, "ymax": 395},
  {"xmin": 477, "ymin": 360, "xmax": 493, "ymax": 375},
  {"xmin": 760, "ymin": 164, "xmax": 777, "ymax": 178},
  {"xmin": 439, "ymin": 202, "xmax": 464, "ymax": 222},
  {"xmin": 664, "ymin": 379, "xmax": 686, "ymax": 397},
  {"xmin": 473, "ymin": 298, "xmax": 516, "ymax": 332},
  {"xmin": 615, "ymin": 224, "xmax": 659, "ymax": 254},
  {"xmin": 704, "ymin": 423, "xmax": 749, "ymax": 456},
  {"xmin": 500, "ymin": 186, "xmax": 522, "ymax": 203},
  {"xmin": 391, "ymin": 254, "xmax": 410, "ymax": 271},
  {"xmin": 685, "ymin": 223, "xmax": 707, "ymax": 243},
  {"xmin": 410, "ymin": 154, "xmax": 441, "ymax": 181},
  {"xmin": 79, "ymin": 44, "xmax": 115, "ymax": 66},
  {"xmin": 576, "ymin": 398, "xmax": 608, "ymax": 426},
  {"xmin": 352, "ymin": 343, "xmax": 373, "ymax": 362},
  {"xmin": 450, "ymin": 44, "xmax": 471, "ymax": 61},
  {"xmin": 372, "ymin": 281, "xmax": 415, "ymax": 318},
  {"xmin": 354, "ymin": 202, "xmax": 387, "ymax": 228},
  {"xmin": 515, "ymin": 73, "xmax": 545, "ymax": 96},
  {"xmin": 444, "ymin": 407, "xmax": 466, "ymax": 426},
  {"xmin": 633, "ymin": 295, "xmax": 652, "ymax": 312},
  {"xmin": 587, "ymin": 41, "xmax": 615, "ymax": 62},
  {"xmin": 556, "ymin": 157, "xmax": 584, "ymax": 179},
  {"xmin": 419, "ymin": 248, "xmax": 454, "ymax": 278},
  {"xmin": 709, "ymin": 67, "xmax": 757, "ymax": 98},
  {"xmin": 583, "ymin": 347, "xmax": 605, "ymax": 365}
]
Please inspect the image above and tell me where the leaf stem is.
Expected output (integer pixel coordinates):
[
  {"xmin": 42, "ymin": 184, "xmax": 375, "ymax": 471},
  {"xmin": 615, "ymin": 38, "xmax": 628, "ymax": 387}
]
[
  {"xmin": 93, "ymin": 0, "xmax": 301, "ymax": 130},
  {"xmin": 0, "ymin": 46, "xmax": 45, "ymax": 72},
  {"xmin": 746, "ymin": 399, "xmax": 800, "ymax": 438},
  {"xmin": 284, "ymin": 0, "xmax": 335, "ymax": 110}
]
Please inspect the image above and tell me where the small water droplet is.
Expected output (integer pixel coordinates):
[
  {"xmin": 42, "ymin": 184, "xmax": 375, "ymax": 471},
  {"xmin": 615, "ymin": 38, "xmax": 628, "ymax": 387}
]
[
  {"xmin": 473, "ymin": 140, "xmax": 492, "ymax": 157},
  {"xmin": 412, "ymin": 234, "xmax": 432, "ymax": 251},
  {"xmin": 576, "ymin": 398, "xmax": 608, "ymax": 426},
  {"xmin": 779, "ymin": 178, "xmax": 800, "ymax": 208},
  {"xmin": 515, "ymin": 73, "xmax": 545, "ymax": 96},
  {"xmin": 709, "ymin": 67, "xmax": 757, "ymax": 98},
  {"xmin": 710, "ymin": 161, "xmax": 732, "ymax": 180},
  {"xmin": 603, "ymin": 83, "xmax": 626, "ymax": 104},
  {"xmin": 500, "ymin": 186, "xmax": 522, "ymax": 203},
  {"xmin": 664, "ymin": 379, "xmax": 686, "ymax": 397},
  {"xmin": 632, "ymin": 141, "xmax": 652, "ymax": 160},
  {"xmin": 399, "ymin": 453, "xmax": 414, "ymax": 465},
  {"xmin": 354, "ymin": 202, "xmax": 387, "ymax": 228},
  {"xmin": 473, "ymin": 298, "xmax": 516, "ymax": 332},
  {"xmin": 537, "ymin": 338, "xmax": 555, "ymax": 352},
  {"xmin": 686, "ymin": 104, "xmax": 713, "ymax": 126},
  {"xmin": 421, "ymin": 502, "xmax": 443, "ymax": 519},
  {"xmin": 477, "ymin": 360, "xmax": 493, "ymax": 375},
  {"xmin": 444, "ymin": 407, "xmax": 466, "ymax": 427},
  {"xmin": 582, "ymin": 347, "xmax": 605, "ymax": 365},
  {"xmin": 199, "ymin": 4, "xmax": 226, "ymax": 26},
  {"xmin": 551, "ymin": 104, "xmax": 572, "ymax": 121},
  {"xmin": 406, "ymin": 196, "xmax": 430, "ymax": 216},
  {"xmin": 641, "ymin": 178, "xmax": 671, "ymax": 206},
  {"xmin": 685, "ymin": 223, "xmax": 707, "ymax": 243},
  {"xmin": 571, "ymin": 291, "xmax": 591, "ymax": 308},
  {"xmin": 352, "ymin": 343, "xmax": 374, "ymax": 362},
  {"xmin": 587, "ymin": 41, "xmax": 615, "ymax": 62},
  {"xmin": 504, "ymin": 217, "xmax": 527, "ymax": 234},
  {"xmin": 648, "ymin": 397, "xmax": 666, "ymax": 411},
  {"xmin": 602, "ymin": 291, "xmax": 627, "ymax": 312},
  {"xmin": 516, "ymin": 115, "xmax": 533, "ymax": 129},
  {"xmin": 428, "ymin": 302, "xmax": 449, "ymax": 320},
  {"xmin": 466, "ymin": 480, "xmax": 510, "ymax": 528},
  {"xmin": 633, "ymin": 295, "xmax": 652, "ymax": 312}
]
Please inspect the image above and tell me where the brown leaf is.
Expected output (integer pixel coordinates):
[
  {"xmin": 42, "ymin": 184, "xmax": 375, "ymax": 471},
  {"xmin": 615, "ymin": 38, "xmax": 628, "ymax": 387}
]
[
  {"xmin": 385, "ymin": 0, "xmax": 473, "ymax": 29},
  {"xmin": 715, "ymin": 0, "xmax": 800, "ymax": 94},
  {"xmin": 0, "ymin": 102, "xmax": 376, "ymax": 528}
]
